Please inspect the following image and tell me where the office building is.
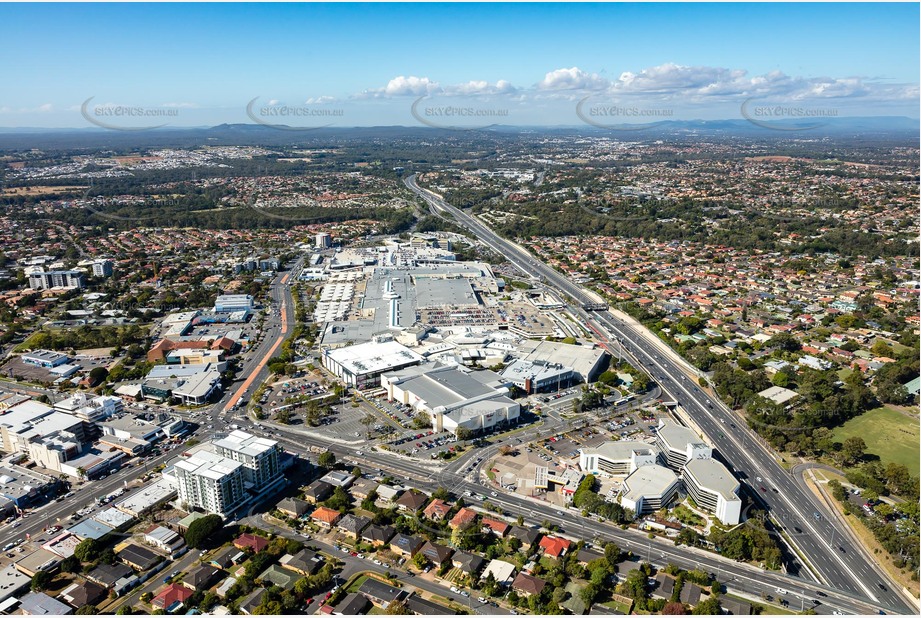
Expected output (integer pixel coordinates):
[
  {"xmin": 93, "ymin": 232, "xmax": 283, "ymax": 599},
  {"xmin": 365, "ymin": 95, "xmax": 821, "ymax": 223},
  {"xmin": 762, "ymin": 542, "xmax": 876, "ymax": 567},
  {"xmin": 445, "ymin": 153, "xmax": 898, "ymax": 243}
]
[
  {"xmin": 682, "ymin": 458, "xmax": 742, "ymax": 526},
  {"xmin": 316, "ymin": 232, "xmax": 332, "ymax": 249},
  {"xmin": 619, "ymin": 464, "xmax": 681, "ymax": 515},
  {"xmin": 579, "ymin": 441, "xmax": 659, "ymax": 477},
  {"xmin": 655, "ymin": 420, "xmax": 712, "ymax": 470}
]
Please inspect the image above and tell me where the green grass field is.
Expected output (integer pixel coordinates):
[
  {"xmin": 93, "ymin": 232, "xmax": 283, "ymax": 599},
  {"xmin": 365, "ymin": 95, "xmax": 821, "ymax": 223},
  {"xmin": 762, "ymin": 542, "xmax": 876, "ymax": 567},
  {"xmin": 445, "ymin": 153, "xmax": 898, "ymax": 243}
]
[{"xmin": 833, "ymin": 406, "xmax": 920, "ymax": 474}]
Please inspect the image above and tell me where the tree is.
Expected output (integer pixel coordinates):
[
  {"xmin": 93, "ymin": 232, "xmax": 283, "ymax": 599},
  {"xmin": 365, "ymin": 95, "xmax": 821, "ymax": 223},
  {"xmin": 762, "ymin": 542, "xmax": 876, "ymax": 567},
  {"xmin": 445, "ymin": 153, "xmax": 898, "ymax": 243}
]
[
  {"xmin": 116, "ymin": 606, "xmax": 133, "ymax": 615},
  {"xmin": 31, "ymin": 570, "xmax": 53, "ymax": 591},
  {"xmin": 692, "ymin": 597, "xmax": 721, "ymax": 615},
  {"xmin": 60, "ymin": 555, "xmax": 81, "ymax": 573},
  {"xmin": 386, "ymin": 600, "xmax": 411, "ymax": 615},
  {"xmin": 76, "ymin": 606, "xmax": 98, "ymax": 615},
  {"xmin": 140, "ymin": 592, "xmax": 153, "ymax": 604},
  {"xmin": 663, "ymin": 601, "xmax": 688, "ymax": 614},
  {"xmin": 841, "ymin": 436, "xmax": 867, "ymax": 465},
  {"xmin": 432, "ymin": 486, "xmax": 450, "ymax": 501},
  {"xmin": 318, "ymin": 450, "xmax": 336, "ymax": 469},
  {"xmin": 74, "ymin": 537, "xmax": 99, "ymax": 562},
  {"xmin": 184, "ymin": 514, "xmax": 224, "ymax": 549},
  {"xmin": 360, "ymin": 413, "xmax": 377, "ymax": 439},
  {"xmin": 456, "ymin": 427, "xmax": 474, "ymax": 441},
  {"xmin": 89, "ymin": 366, "xmax": 109, "ymax": 385}
]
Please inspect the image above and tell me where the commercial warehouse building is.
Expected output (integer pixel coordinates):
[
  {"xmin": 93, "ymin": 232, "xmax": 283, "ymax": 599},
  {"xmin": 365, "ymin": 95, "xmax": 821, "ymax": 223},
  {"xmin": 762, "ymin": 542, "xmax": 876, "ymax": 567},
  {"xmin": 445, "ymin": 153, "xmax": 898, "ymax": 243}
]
[
  {"xmin": 214, "ymin": 294, "xmax": 254, "ymax": 314},
  {"xmin": 381, "ymin": 364, "xmax": 519, "ymax": 436},
  {"xmin": 323, "ymin": 338, "xmax": 423, "ymax": 389}
]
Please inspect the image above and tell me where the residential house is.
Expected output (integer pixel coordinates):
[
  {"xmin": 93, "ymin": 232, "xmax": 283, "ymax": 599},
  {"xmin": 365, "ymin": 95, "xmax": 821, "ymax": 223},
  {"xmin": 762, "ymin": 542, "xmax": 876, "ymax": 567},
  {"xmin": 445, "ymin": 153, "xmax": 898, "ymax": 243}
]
[
  {"xmin": 423, "ymin": 499, "xmax": 451, "ymax": 521},
  {"xmin": 151, "ymin": 584, "xmax": 193, "ymax": 611},
  {"xmin": 349, "ymin": 478, "xmax": 379, "ymax": 501},
  {"xmin": 311, "ymin": 506, "xmax": 342, "ymax": 529},
  {"xmin": 358, "ymin": 577, "xmax": 408, "ymax": 608},
  {"xmin": 480, "ymin": 559, "xmax": 516, "ymax": 586},
  {"xmin": 449, "ymin": 507, "xmax": 477, "ymax": 530},
  {"xmin": 395, "ymin": 490, "xmax": 429, "ymax": 513},
  {"xmin": 481, "ymin": 517, "xmax": 510, "ymax": 537},
  {"xmin": 512, "ymin": 572, "xmax": 547, "ymax": 598},
  {"xmin": 59, "ymin": 580, "xmax": 106, "ymax": 609},
  {"xmin": 509, "ymin": 526, "xmax": 541, "ymax": 550},
  {"xmin": 234, "ymin": 533, "xmax": 269, "ymax": 553},
  {"xmin": 419, "ymin": 541, "xmax": 453, "ymax": 567},
  {"xmin": 86, "ymin": 563, "xmax": 133, "ymax": 589},
  {"xmin": 336, "ymin": 514, "xmax": 371, "ymax": 539},
  {"xmin": 539, "ymin": 535, "xmax": 571, "ymax": 559},
  {"xmin": 277, "ymin": 497, "xmax": 310, "ymax": 519},
  {"xmin": 390, "ymin": 534, "xmax": 424, "ymax": 559},
  {"xmin": 182, "ymin": 564, "xmax": 222, "ymax": 590},
  {"xmin": 451, "ymin": 551, "xmax": 485, "ymax": 577},
  {"xmin": 239, "ymin": 587, "xmax": 267, "ymax": 615},
  {"xmin": 210, "ymin": 546, "xmax": 245, "ymax": 570},
  {"xmin": 279, "ymin": 549, "xmax": 322, "ymax": 576},
  {"xmin": 361, "ymin": 524, "xmax": 395, "ymax": 547},
  {"xmin": 333, "ymin": 592, "xmax": 370, "ymax": 615},
  {"xmin": 303, "ymin": 480, "xmax": 334, "ymax": 504},
  {"xmin": 405, "ymin": 594, "xmax": 460, "ymax": 615}
]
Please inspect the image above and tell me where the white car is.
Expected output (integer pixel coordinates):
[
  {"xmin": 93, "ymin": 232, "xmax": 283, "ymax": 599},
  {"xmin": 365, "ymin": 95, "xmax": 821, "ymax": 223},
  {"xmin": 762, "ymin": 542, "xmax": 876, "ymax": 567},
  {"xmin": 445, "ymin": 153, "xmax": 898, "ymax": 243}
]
[{"xmin": 776, "ymin": 588, "xmax": 788, "ymax": 595}]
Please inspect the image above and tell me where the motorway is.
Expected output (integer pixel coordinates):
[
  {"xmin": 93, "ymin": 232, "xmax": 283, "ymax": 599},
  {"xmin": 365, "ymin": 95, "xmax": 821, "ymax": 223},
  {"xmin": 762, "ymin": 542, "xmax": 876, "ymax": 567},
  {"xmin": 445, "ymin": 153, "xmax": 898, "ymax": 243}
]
[{"xmin": 403, "ymin": 173, "xmax": 914, "ymax": 614}]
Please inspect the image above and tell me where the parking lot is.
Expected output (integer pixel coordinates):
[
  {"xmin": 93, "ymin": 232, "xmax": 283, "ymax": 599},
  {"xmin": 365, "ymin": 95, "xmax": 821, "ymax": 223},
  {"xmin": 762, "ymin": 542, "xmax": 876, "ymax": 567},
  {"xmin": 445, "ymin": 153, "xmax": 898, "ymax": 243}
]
[{"xmin": 260, "ymin": 374, "xmax": 330, "ymax": 413}]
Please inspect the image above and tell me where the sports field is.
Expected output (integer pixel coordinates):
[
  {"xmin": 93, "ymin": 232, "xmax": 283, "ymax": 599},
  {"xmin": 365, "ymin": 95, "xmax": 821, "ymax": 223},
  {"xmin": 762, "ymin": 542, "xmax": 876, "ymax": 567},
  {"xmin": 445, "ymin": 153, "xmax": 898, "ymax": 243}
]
[{"xmin": 833, "ymin": 406, "xmax": 920, "ymax": 474}]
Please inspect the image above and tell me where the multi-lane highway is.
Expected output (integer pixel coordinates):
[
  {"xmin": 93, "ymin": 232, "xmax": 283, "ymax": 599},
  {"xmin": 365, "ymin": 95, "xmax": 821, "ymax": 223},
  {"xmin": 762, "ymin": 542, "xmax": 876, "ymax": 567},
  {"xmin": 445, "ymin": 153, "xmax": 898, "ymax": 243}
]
[{"xmin": 403, "ymin": 173, "xmax": 914, "ymax": 614}]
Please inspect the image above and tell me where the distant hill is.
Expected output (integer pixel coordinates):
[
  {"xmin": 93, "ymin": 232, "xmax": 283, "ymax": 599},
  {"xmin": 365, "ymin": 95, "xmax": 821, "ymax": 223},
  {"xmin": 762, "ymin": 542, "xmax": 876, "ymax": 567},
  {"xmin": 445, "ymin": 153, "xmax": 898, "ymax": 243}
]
[{"xmin": 0, "ymin": 117, "xmax": 916, "ymax": 149}]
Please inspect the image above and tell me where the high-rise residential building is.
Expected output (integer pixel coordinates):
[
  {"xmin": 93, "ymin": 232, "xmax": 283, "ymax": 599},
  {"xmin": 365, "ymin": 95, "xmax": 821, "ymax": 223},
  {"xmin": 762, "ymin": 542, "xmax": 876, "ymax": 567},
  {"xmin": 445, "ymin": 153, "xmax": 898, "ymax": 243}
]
[
  {"xmin": 213, "ymin": 430, "xmax": 282, "ymax": 491},
  {"xmin": 316, "ymin": 232, "xmax": 332, "ymax": 249},
  {"xmin": 28, "ymin": 270, "xmax": 85, "ymax": 290},
  {"xmin": 173, "ymin": 451, "xmax": 246, "ymax": 517},
  {"xmin": 92, "ymin": 260, "xmax": 114, "ymax": 277}
]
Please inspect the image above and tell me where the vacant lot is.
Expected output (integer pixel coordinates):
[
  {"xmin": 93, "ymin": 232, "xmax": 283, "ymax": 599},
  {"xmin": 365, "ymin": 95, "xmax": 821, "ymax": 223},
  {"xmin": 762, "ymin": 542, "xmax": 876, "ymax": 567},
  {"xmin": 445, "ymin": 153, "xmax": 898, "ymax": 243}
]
[
  {"xmin": 0, "ymin": 185, "xmax": 86, "ymax": 196},
  {"xmin": 833, "ymin": 406, "xmax": 920, "ymax": 474}
]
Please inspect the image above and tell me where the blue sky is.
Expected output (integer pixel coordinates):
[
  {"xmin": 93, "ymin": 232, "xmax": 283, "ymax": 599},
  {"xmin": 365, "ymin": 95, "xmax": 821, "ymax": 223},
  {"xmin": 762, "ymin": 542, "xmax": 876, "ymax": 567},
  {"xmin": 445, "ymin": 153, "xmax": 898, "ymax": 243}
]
[{"xmin": 1, "ymin": 2, "xmax": 918, "ymax": 128}]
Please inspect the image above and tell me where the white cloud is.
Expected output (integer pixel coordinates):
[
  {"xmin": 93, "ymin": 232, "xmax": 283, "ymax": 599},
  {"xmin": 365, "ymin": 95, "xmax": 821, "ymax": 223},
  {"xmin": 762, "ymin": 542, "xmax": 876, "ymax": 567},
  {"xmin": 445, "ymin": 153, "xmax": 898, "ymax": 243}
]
[
  {"xmin": 305, "ymin": 96, "xmax": 337, "ymax": 104},
  {"xmin": 449, "ymin": 79, "xmax": 518, "ymax": 96},
  {"xmin": 361, "ymin": 75, "xmax": 441, "ymax": 98},
  {"xmin": 537, "ymin": 67, "xmax": 609, "ymax": 91},
  {"xmin": 607, "ymin": 63, "xmax": 918, "ymax": 104}
]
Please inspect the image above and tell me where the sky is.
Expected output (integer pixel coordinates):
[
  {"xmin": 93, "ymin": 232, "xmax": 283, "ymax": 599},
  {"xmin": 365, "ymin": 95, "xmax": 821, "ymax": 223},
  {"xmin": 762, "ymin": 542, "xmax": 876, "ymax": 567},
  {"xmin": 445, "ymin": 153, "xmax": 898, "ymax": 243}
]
[{"xmin": 1, "ymin": 2, "xmax": 918, "ymax": 129}]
